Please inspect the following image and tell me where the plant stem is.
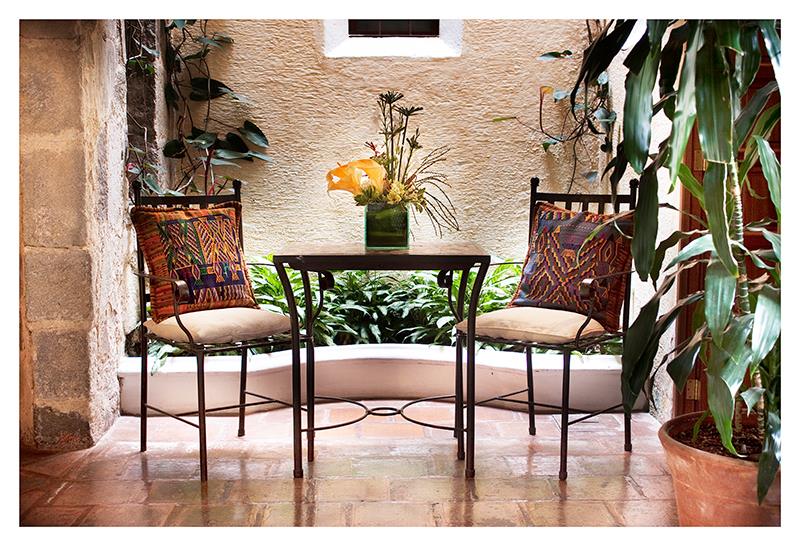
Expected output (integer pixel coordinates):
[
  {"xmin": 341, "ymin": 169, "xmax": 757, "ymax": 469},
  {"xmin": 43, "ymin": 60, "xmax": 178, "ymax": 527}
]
[{"xmin": 727, "ymin": 161, "xmax": 765, "ymax": 437}]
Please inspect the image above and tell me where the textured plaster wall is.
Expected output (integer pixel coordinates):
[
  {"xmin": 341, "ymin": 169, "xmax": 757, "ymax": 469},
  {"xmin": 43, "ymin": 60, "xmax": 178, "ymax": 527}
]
[
  {"xmin": 195, "ymin": 19, "xmax": 605, "ymax": 260},
  {"xmin": 20, "ymin": 20, "xmax": 129, "ymax": 450}
]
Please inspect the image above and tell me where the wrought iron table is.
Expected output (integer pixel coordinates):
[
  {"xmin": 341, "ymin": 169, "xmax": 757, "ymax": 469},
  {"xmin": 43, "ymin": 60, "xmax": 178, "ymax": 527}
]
[{"xmin": 273, "ymin": 243, "xmax": 491, "ymax": 478}]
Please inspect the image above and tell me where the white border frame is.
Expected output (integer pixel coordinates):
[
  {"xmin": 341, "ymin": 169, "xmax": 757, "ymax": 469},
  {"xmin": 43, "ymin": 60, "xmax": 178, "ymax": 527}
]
[{"xmin": 323, "ymin": 19, "xmax": 463, "ymax": 58}]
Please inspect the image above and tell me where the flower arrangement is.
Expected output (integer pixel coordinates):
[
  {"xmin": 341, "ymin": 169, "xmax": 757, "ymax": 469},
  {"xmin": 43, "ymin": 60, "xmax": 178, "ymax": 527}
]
[{"xmin": 326, "ymin": 91, "xmax": 459, "ymax": 236}]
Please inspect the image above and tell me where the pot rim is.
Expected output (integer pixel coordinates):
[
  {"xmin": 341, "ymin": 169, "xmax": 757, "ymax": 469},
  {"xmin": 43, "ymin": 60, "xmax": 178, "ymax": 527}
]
[{"xmin": 658, "ymin": 411, "xmax": 763, "ymax": 470}]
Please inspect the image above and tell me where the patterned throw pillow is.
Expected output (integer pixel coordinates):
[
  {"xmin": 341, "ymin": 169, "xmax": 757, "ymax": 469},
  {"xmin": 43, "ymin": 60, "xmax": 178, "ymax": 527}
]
[
  {"xmin": 510, "ymin": 202, "xmax": 633, "ymax": 332},
  {"xmin": 131, "ymin": 202, "xmax": 258, "ymax": 323}
]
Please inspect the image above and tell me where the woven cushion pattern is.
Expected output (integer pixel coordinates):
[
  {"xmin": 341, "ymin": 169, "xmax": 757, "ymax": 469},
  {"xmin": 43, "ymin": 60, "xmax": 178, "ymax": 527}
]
[
  {"xmin": 510, "ymin": 202, "xmax": 632, "ymax": 332},
  {"xmin": 131, "ymin": 203, "xmax": 258, "ymax": 323}
]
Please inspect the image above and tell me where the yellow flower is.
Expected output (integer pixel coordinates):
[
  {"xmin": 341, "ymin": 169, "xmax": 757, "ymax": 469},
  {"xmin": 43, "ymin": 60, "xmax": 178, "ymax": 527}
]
[
  {"xmin": 386, "ymin": 181, "xmax": 404, "ymax": 205},
  {"xmin": 326, "ymin": 159, "xmax": 386, "ymax": 196}
]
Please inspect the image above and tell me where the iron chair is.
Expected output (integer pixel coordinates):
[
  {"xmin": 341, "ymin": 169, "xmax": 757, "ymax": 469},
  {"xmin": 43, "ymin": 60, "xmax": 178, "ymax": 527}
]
[
  {"xmin": 132, "ymin": 179, "xmax": 295, "ymax": 481},
  {"xmin": 456, "ymin": 176, "xmax": 639, "ymax": 480}
]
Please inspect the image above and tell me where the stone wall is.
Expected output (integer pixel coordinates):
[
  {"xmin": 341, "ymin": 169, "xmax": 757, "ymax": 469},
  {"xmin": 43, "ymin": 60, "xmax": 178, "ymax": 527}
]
[{"xmin": 20, "ymin": 20, "xmax": 130, "ymax": 450}]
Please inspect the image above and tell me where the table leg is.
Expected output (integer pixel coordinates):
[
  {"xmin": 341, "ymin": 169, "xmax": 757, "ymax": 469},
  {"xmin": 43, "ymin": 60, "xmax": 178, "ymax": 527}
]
[
  {"xmin": 301, "ymin": 271, "xmax": 315, "ymax": 463},
  {"xmin": 275, "ymin": 261, "xmax": 304, "ymax": 478},
  {"xmin": 465, "ymin": 262, "xmax": 489, "ymax": 479},
  {"xmin": 455, "ymin": 331, "xmax": 464, "ymax": 460}
]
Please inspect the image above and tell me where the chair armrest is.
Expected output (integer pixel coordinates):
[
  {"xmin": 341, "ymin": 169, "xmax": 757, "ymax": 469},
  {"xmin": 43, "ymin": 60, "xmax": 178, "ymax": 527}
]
[
  {"xmin": 577, "ymin": 269, "xmax": 633, "ymax": 302},
  {"xmin": 133, "ymin": 270, "xmax": 190, "ymax": 303},
  {"xmin": 133, "ymin": 270, "xmax": 196, "ymax": 344}
]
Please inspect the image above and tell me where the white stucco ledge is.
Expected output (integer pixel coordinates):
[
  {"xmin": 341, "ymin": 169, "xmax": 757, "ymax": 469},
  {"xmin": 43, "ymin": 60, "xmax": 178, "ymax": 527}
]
[
  {"xmin": 119, "ymin": 344, "xmax": 646, "ymax": 416},
  {"xmin": 323, "ymin": 20, "xmax": 463, "ymax": 58}
]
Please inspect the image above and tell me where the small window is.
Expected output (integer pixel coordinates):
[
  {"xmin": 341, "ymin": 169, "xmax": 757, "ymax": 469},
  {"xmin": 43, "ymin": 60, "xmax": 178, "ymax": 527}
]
[{"xmin": 348, "ymin": 20, "xmax": 440, "ymax": 38}]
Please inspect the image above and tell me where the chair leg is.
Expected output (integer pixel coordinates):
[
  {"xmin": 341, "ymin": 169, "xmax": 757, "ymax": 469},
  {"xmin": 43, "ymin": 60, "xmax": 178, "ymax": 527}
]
[
  {"xmin": 624, "ymin": 409, "xmax": 632, "ymax": 452},
  {"xmin": 196, "ymin": 352, "xmax": 208, "ymax": 482},
  {"xmin": 525, "ymin": 346, "xmax": 536, "ymax": 436},
  {"xmin": 139, "ymin": 325, "xmax": 148, "ymax": 452},
  {"xmin": 559, "ymin": 350, "xmax": 572, "ymax": 481},
  {"xmin": 454, "ymin": 332, "xmax": 465, "ymax": 460},
  {"xmin": 237, "ymin": 348, "xmax": 248, "ymax": 437}
]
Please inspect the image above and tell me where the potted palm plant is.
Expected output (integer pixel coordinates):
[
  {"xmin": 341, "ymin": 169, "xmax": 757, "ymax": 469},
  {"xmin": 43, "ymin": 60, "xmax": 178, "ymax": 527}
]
[{"xmin": 573, "ymin": 20, "xmax": 780, "ymax": 525}]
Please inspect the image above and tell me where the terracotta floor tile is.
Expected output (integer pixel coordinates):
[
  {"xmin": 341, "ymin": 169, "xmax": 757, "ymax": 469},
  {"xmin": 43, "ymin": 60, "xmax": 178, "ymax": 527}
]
[
  {"xmin": 524, "ymin": 500, "xmax": 617, "ymax": 526},
  {"xmin": 229, "ymin": 479, "xmax": 307, "ymax": 503},
  {"xmin": 80, "ymin": 504, "xmax": 175, "ymax": 526},
  {"xmin": 51, "ymin": 480, "xmax": 149, "ymax": 505},
  {"xmin": 629, "ymin": 475, "xmax": 676, "ymax": 500},
  {"xmin": 361, "ymin": 422, "xmax": 426, "ymax": 438},
  {"xmin": 572, "ymin": 454, "xmax": 668, "ymax": 477},
  {"xmin": 21, "ymin": 506, "xmax": 88, "ymax": 526},
  {"xmin": 309, "ymin": 478, "xmax": 391, "ymax": 502},
  {"xmin": 438, "ymin": 501, "xmax": 528, "ymax": 526},
  {"xmin": 18, "ymin": 403, "xmax": 673, "ymax": 526},
  {"xmin": 146, "ymin": 480, "xmax": 231, "ymax": 504},
  {"xmin": 353, "ymin": 502, "xmax": 435, "ymax": 526},
  {"xmin": 165, "ymin": 504, "xmax": 262, "ymax": 526},
  {"xmin": 552, "ymin": 476, "xmax": 643, "ymax": 501},
  {"xmin": 607, "ymin": 499, "xmax": 679, "ymax": 526},
  {"xmin": 261, "ymin": 502, "xmax": 349, "ymax": 526},
  {"xmin": 352, "ymin": 458, "xmax": 430, "ymax": 478},
  {"xmin": 390, "ymin": 478, "xmax": 475, "ymax": 502},
  {"xmin": 473, "ymin": 478, "xmax": 556, "ymax": 501}
]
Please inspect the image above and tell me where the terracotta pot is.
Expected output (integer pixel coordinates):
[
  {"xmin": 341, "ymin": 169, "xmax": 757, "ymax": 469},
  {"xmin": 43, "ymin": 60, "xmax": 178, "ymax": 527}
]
[{"xmin": 659, "ymin": 412, "xmax": 780, "ymax": 526}]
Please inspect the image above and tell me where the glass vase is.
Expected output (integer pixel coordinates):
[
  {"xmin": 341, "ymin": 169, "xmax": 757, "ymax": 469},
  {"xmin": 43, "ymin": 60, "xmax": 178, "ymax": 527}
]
[{"xmin": 364, "ymin": 203, "xmax": 409, "ymax": 250}]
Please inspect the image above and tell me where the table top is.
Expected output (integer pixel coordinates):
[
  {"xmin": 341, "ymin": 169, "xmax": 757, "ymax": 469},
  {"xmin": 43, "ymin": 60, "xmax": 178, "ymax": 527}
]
[{"xmin": 273, "ymin": 242, "xmax": 490, "ymax": 271}]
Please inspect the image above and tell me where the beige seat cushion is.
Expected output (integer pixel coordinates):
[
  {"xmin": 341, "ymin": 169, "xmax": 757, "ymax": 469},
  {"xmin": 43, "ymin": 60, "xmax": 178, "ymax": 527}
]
[
  {"xmin": 455, "ymin": 306, "xmax": 606, "ymax": 345},
  {"xmin": 144, "ymin": 307, "xmax": 291, "ymax": 344}
]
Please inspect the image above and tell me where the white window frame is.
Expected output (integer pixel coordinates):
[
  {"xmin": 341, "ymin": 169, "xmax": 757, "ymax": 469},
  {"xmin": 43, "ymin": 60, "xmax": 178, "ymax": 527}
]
[{"xmin": 323, "ymin": 19, "xmax": 463, "ymax": 58}]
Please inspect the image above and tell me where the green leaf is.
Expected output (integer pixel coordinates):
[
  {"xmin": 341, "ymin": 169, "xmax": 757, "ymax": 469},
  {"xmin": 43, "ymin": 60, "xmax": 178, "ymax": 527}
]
[
  {"xmin": 735, "ymin": 24, "xmax": 761, "ymax": 95},
  {"xmin": 538, "ymin": 50, "xmax": 572, "ymax": 60},
  {"xmin": 221, "ymin": 132, "xmax": 250, "ymax": 153},
  {"xmin": 210, "ymin": 158, "xmax": 241, "ymax": 168},
  {"xmin": 197, "ymin": 36, "xmax": 222, "ymax": 48},
  {"xmin": 752, "ymin": 284, "xmax": 780, "ymax": 365},
  {"xmin": 189, "ymin": 78, "xmax": 234, "ymax": 100},
  {"xmin": 650, "ymin": 229, "xmax": 706, "ymax": 282},
  {"xmin": 703, "ymin": 163, "xmax": 738, "ymax": 275},
  {"xmin": 142, "ymin": 44, "xmax": 160, "ymax": 57},
  {"xmin": 667, "ymin": 22, "xmax": 700, "ymax": 185},
  {"xmin": 491, "ymin": 116, "xmax": 517, "ymax": 122},
  {"xmin": 214, "ymin": 149, "xmax": 249, "ymax": 160},
  {"xmin": 248, "ymin": 150, "xmax": 273, "ymax": 162},
  {"xmin": 757, "ymin": 411, "xmax": 781, "ymax": 504},
  {"xmin": 570, "ymin": 20, "xmax": 637, "ymax": 109},
  {"xmin": 706, "ymin": 370, "xmax": 736, "ymax": 454},
  {"xmin": 740, "ymin": 387, "xmax": 765, "ymax": 415},
  {"xmin": 695, "ymin": 29, "xmax": 734, "ymax": 163},
  {"xmin": 753, "ymin": 136, "xmax": 781, "ymax": 223},
  {"xmin": 665, "ymin": 233, "xmax": 714, "ymax": 270},
  {"xmin": 666, "ymin": 327, "xmax": 704, "ymax": 391},
  {"xmin": 163, "ymin": 139, "xmax": 186, "ymax": 158},
  {"xmin": 759, "ymin": 21, "xmax": 781, "ymax": 89},
  {"xmin": 734, "ymin": 82, "xmax": 779, "ymax": 150},
  {"xmin": 238, "ymin": 120, "xmax": 269, "ymax": 147},
  {"xmin": 542, "ymin": 138, "xmax": 558, "ymax": 152},
  {"xmin": 623, "ymin": 22, "xmax": 666, "ymax": 173},
  {"xmin": 715, "ymin": 20, "xmax": 742, "ymax": 53},
  {"xmin": 739, "ymin": 103, "xmax": 780, "ymax": 183},
  {"xmin": 658, "ymin": 23, "xmax": 689, "ymax": 119},
  {"xmin": 632, "ymin": 164, "xmax": 659, "ymax": 281},
  {"xmin": 705, "ymin": 260, "xmax": 736, "ymax": 345},
  {"xmin": 185, "ymin": 132, "xmax": 216, "ymax": 150},
  {"xmin": 676, "ymin": 164, "xmax": 705, "ymax": 206},
  {"xmin": 141, "ymin": 173, "xmax": 163, "ymax": 194}
]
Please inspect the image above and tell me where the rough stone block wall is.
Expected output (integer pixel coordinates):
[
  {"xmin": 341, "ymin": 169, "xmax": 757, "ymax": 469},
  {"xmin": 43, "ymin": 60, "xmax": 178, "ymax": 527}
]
[{"xmin": 20, "ymin": 20, "xmax": 130, "ymax": 450}]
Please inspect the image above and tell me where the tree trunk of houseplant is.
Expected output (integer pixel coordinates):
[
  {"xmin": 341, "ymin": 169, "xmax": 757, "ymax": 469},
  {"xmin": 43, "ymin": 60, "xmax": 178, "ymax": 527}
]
[{"xmin": 659, "ymin": 412, "xmax": 780, "ymax": 526}]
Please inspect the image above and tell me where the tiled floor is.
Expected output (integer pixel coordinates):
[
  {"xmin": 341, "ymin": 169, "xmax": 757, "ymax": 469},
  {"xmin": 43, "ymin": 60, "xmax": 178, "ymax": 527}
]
[{"xmin": 20, "ymin": 401, "xmax": 677, "ymax": 526}]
